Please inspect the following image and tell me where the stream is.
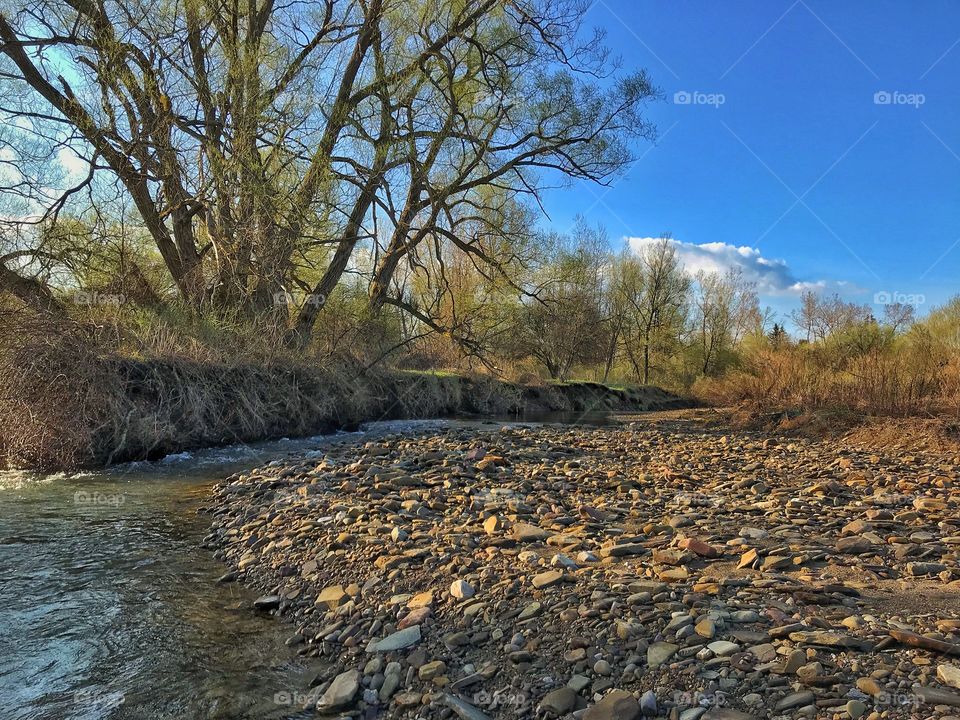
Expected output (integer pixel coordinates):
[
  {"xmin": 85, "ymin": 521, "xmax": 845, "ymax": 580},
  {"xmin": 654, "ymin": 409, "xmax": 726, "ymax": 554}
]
[{"xmin": 0, "ymin": 413, "xmax": 613, "ymax": 719}]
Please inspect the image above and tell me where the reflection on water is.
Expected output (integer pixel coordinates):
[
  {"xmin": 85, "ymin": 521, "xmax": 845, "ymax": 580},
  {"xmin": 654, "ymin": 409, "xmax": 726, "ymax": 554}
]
[{"xmin": 0, "ymin": 415, "xmax": 612, "ymax": 719}]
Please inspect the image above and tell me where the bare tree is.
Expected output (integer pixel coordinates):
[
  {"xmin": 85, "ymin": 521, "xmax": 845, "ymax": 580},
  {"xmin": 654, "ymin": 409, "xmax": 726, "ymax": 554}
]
[{"xmin": 882, "ymin": 302, "xmax": 915, "ymax": 333}]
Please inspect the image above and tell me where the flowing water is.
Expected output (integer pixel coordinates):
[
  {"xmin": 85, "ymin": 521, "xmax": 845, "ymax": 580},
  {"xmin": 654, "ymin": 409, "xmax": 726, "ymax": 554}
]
[{"xmin": 0, "ymin": 413, "xmax": 611, "ymax": 719}]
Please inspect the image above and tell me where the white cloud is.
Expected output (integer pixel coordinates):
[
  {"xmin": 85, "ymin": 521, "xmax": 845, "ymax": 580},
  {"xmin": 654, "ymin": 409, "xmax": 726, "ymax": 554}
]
[
  {"xmin": 57, "ymin": 147, "xmax": 89, "ymax": 180},
  {"xmin": 625, "ymin": 236, "xmax": 858, "ymax": 296}
]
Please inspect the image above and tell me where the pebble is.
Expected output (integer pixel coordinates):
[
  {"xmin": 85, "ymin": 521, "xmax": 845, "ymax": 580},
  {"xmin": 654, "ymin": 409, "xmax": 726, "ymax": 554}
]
[{"xmin": 207, "ymin": 420, "xmax": 960, "ymax": 720}]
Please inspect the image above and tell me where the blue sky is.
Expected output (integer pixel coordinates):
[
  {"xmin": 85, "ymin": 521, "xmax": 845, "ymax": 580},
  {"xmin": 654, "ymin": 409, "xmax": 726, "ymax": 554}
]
[{"xmin": 543, "ymin": 0, "xmax": 960, "ymax": 323}]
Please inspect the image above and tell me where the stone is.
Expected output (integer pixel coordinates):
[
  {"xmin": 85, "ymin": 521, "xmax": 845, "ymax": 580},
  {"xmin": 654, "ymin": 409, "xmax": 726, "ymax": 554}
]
[
  {"xmin": 836, "ymin": 536, "xmax": 873, "ymax": 554},
  {"xmin": 855, "ymin": 677, "xmax": 883, "ymax": 697},
  {"xmin": 252, "ymin": 594, "xmax": 280, "ymax": 610},
  {"xmin": 316, "ymin": 669, "xmax": 360, "ymax": 712},
  {"xmin": 940, "ymin": 664, "xmax": 960, "ymax": 690},
  {"xmin": 788, "ymin": 631, "xmax": 867, "ymax": 650},
  {"xmin": 483, "ymin": 515, "xmax": 503, "ymax": 534},
  {"xmin": 639, "ymin": 690, "xmax": 657, "ymax": 716},
  {"xmin": 398, "ymin": 605, "xmax": 430, "ymax": 629},
  {"xmin": 513, "ymin": 522, "xmax": 549, "ymax": 542},
  {"xmin": 647, "ymin": 642, "xmax": 679, "ymax": 668},
  {"xmin": 652, "ymin": 548, "xmax": 691, "ymax": 566},
  {"xmin": 532, "ymin": 570, "xmax": 564, "ymax": 588},
  {"xmin": 695, "ymin": 618, "xmax": 716, "ymax": 638},
  {"xmin": 419, "ymin": 660, "xmax": 447, "ymax": 680},
  {"xmin": 450, "ymin": 579, "xmax": 475, "ymax": 599},
  {"xmin": 703, "ymin": 711, "xmax": 757, "ymax": 720},
  {"xmin": 906, "ymin": 561, "xmax": 947, "ymax": 576},
  {"xmin": 845, "ymin": 700, "xmax": 867, "ymax": 720},
  {"xmin": 518, "ymin": 601, "xmax": 541, "ymax": 620},
  {"xmin": 913, "ymin": 685, "xmax": 960, "ymax": 707},
  {"xmin": 540, "ymin": 687, "xmax": 577, "ymax": 716},
  {"xmin": 394, "ymin": 691, "xmax": 423, "ymax": 708},
  {"xmin": 706, "ymin": 640, "xmax": 739, "ymax": 657},
  {"xmin": 783, "ymin": 649, "xmax": 806, "ymax": 674},
  {"xmin": 761, "ymin": 555, "xmax": 792, "ymax": 571},
  {"xmin": 775, "ymin": 691, "xmax": 814, "ymax": 711},
  {"xmin": 316, "ymin": 584, "xmax": 348, "ymax": 610},
  {"xmin": 408, "ymin": 590, "xmax": 434, "ymax": 609},
  {"xmin": 678, "ymin": 537, "xmax": 720, "ymax": 558},
  {"xmin": 444, "ymin": 694, "xmax": 492, "ymax": 720},
  {"xmin": 206, "ymin": 419, "xmax": 960, "ymax": 720},
  {"xmin": 583, "ymin": 689, "xmax": 641, "ymax": 720},
  {"xmin": 600, "ymin": 543, "xmax": 647, "ymax": 558},
  {"xmin": 369, "ymin": 625, "xmax": 421, "ymax": 652}
]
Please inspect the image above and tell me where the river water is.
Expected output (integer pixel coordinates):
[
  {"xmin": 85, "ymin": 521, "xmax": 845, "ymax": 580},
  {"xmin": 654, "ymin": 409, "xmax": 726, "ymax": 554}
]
[{"xmin": 0, "ymin": 413, "xmax": 612, "ymax": 719}]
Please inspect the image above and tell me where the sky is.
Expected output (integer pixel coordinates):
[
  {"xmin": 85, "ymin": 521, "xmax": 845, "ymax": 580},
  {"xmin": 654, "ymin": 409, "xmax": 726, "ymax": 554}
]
[{"xmin": 542, "ymin": 0, "xmax": 960, "ymax": 324}]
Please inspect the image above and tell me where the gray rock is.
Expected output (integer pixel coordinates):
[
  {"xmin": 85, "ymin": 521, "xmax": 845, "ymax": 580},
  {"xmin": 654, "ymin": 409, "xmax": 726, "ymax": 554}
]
[
  {"xmin": 444, "ymin": 694, "xmax": 492, "ymax": 720},
  {"xmin": 639, "ymin": 689, "xmax": 657, "ymax": 716},
  {"xmin": 540, "ymin": 687, "xmax": 577, "ymax": 716},
  {"xmin": 316, "ymin": 669, "xmax": 360, "ymax": 712},
  {"xmin": 583, "ymin": 689, "xmax": 641, "ymax": 720},
  {"xmin": 252, "ymin": 594, "xmax": 280, "ymax": 610},
  {"xmin": 913, "ymin": 684, "xmax": 960, "ymax": 707},
  {"xmin": 647, "ymin": 642, "xmax": 679, "ymax": 668},
  {"xmin": 774, "ymin": 691, "xmax": 814, "ymax": 711},
  {"xmin": 369, "ymin": 624, "xmax": 421, "ymax": 652}
]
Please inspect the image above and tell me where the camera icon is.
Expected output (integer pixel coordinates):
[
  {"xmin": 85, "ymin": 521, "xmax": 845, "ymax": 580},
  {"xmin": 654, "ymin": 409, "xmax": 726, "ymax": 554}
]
[
  {"xmin": 873, "ymin": 91, "xmax": 891, "ymax": 105},
  {"xmin": 873, "ymin": 291, "xmax": 892, "ymax": 305},
  {"xmin": 673, "ymin": 90, "xmax": 692, "ymax": 105}
]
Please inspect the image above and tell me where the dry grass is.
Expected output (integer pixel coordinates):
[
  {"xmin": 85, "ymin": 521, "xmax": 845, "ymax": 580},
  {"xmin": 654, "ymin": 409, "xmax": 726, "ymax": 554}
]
[
  {"xmin": 0, "ymin": 306, "xmax": 685, "ymax": 470},
  {"xmin": 693, "ymin": 343, "xmax": 960, "ymax": 419},
  {"xmin": 0, "ymin": 308, "xmax": 119, "ymax": 468}
]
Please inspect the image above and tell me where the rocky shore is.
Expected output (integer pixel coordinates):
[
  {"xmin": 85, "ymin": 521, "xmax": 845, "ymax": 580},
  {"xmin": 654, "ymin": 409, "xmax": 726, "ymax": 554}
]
[{"xmin": 204, "ymin": 415, "xmax": 960, "ymax": 720}]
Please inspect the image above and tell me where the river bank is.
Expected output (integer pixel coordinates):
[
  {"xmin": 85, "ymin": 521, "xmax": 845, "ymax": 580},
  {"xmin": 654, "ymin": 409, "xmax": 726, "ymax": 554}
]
[
  {"xmin": 0, "ymin": 333, "xmax": 690, "ymax": 471},
  {"xmin": 205, "ymin": 412, "xmax": 960, "ymax": 720}
]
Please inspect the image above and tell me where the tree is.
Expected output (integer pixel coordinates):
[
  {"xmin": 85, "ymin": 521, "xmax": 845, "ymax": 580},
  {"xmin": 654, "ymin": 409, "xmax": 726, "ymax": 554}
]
[
  {"xmin": 691, "ymin": 267, "xmax": 759, "ymax": 376},
  {"xmin": 882, "ymin": 302, "xmax": 915, "ymax": 333},
  {"xmin": 790, "ymin": 291, "xmax": 871, "ymax": 342},
  {"xmin": 619, "ymin": 236, "xmax": 689, "ymax": 383},
  {"xmin": 0, "ymin": 0, "xmax": 658, "ymax": 347},
  {"xmin": 769, "ymin": 322, "xmax": 788, "ymax": 348},
  {"xmin": 516, "ymin": 221, "xmax": 608, "ymax": 379}
]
